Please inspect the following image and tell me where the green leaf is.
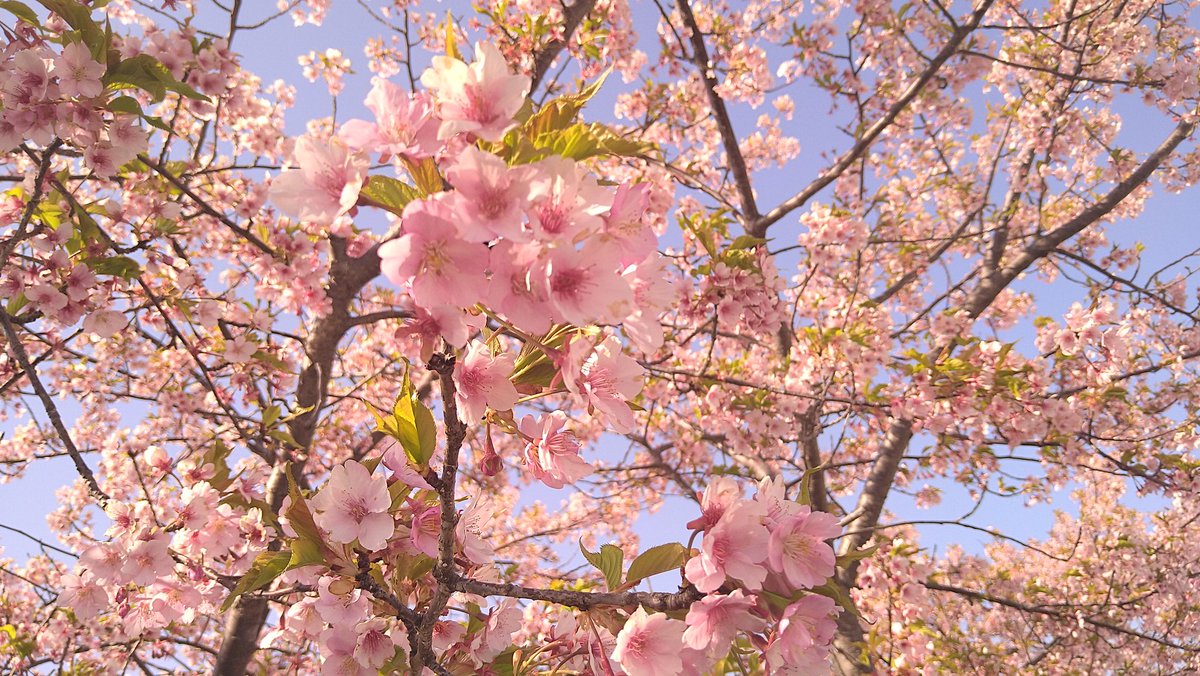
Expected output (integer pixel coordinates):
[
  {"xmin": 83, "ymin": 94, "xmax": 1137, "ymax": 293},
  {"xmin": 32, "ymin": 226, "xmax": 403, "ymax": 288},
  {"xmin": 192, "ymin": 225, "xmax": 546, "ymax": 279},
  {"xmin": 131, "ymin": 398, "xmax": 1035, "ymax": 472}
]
[
  {"xmin": 103, "ymin": 54, "xmax": 208, "ymax": 103},
  {"xmin": 359, "ymin": 175, "xmax": 420, "ymax": 216},
  {"xmin": 252, "ymin": 350, "xmax": 288, "ymax": 371},
  {"xmin": 580, "ymin": 541, "xmax": 624, "ymax": 591},
  {"xmin": 0, "ymin": 1, "xmax": 39, "ymax": 25},
  {"xmin": 107, "ymin": 95, "xmax": 142, "ymax": 115},
  {"xmin": 5, "ymin": 293, "xmax": 28, "ymax": 316},
  {"xmin": 522, "ymin": 70, "xmax": 610, "ymax": 139},
  {"xmin": 284, "ymin": 473, "xmax": 324, "ymax": 548},
  {"xmin": 104, "ymin": 55, "xmax": 166, "ymax": 101},
  {"xmin": 288, "ymin": 537, "xmax": 325, "ymax": 570},
  {"xmin": 374, "ymin": 369, "xmax": 437, "ymax": 467},
  {"xmin": 36, "ymin": 0, "xmax": 94, "ymax": 33},
  {"xmin": 625, "ymin": 542, "xmax": 686, "ymax": 587},
  {"xmin": 90, "ymin": 255, "xmax": 140, "ymax": 280},
  {"xmin": 401, "ymin": 156, "xmax": 443, "ymax": 195},
  {"xmin": 220, "ymin": 549, "xmax": 290, "ymax": 611},
  {"xmin": 835, "ymin": 542, "xmax": 880, "ymax": 567},
  {"xmin": 201, "ymin": 440, "xmax": 233, "ymax": 491},
  {"xmin": 538, "ymin": 122, "xmax": 655, "ymax": 161}
]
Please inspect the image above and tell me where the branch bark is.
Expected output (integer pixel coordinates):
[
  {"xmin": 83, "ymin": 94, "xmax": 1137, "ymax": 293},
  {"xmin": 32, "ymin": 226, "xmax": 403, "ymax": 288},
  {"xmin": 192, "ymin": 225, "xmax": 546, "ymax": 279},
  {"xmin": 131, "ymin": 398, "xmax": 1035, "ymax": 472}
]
[
  {"xmin": 750, "ymin": 0, "xmax": 996, "ymax": 237},
  {"xmin": 529, "ymin": 0, "xmax": 599, "ymax": 93},
  {"xmin": 676, "ymin": 0, "xmax": 760, "ymax": 223}
]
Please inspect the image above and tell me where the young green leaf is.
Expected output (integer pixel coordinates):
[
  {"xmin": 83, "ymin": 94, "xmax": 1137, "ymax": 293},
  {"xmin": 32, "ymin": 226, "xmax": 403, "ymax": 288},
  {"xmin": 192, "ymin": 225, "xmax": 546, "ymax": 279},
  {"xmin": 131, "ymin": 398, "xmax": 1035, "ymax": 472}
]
[
  {"xmin": 580, "ymin": 541, "xmax": 624, "ymax": 591},
  {"xmin": 625, "ymin": 542, "xmax": 687, "ymax": 587}
]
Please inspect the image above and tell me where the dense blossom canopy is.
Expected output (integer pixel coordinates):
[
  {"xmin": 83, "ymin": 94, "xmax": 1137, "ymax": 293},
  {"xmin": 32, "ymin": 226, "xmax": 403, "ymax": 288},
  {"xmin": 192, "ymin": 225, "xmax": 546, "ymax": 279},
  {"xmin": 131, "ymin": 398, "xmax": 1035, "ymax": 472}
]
[{"xmin": 2, "ymin": 0, "xmax": 1200, "ymax": 674}]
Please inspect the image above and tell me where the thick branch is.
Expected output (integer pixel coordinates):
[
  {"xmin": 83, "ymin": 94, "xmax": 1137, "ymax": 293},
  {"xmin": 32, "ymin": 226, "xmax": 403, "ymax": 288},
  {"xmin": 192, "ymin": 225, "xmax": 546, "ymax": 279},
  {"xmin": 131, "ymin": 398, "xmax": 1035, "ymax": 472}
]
[
  {"xmin": 213, "ymin": 240, "xmax": 385, "ymax": 673},
  {"xmin": 676, "ymin": 0, "xmax": 760, "ymax": 223},
  {"xmin": 751, "ymin": 0, "xmax": 996, "ymax": 237},
  {"xmin": 963, "ymin": 114, "xmax": 1196, "ymax": 319},
  {"xmin": 529, "ymin": 0, "xmax": 599, "ymax": 93},
  {"xmin": 453, "ymin": 575, "xmax": 703, "ymax": 612},
  {"xmin": 411, "ymin": 352, "xmax": 467, "ymax": 672}
]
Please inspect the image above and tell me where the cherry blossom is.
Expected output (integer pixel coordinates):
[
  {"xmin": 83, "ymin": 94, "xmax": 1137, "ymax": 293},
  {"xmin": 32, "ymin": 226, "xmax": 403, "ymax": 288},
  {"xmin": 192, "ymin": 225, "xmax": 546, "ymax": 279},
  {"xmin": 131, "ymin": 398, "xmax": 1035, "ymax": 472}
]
[
  {"xmin": 767, "ymin": 509, "xmax": 841, "ymax": 589},
  {"xmin": 612, "ymin": 606, "xmax": 687, "ymax": 676},
  {"xmin": 339, "ymin": 78, "xmax": 439, "ymax": 159},
  {"xmin": 310, "ymin": 460, "xmax": 394, "ymax": 551},
  {"xmin": 563, "ymin": 334, "xmax": 644, "ymax": 432},
  {"xmin": 453, "ymin": 340, "xmax": 519, "ymax": 422},
  {"xmin": 378, "ymin": 198, "xmax": 490, "ymax": 309},
  {"xmin": 518, "ymin": 411, "xmax": 593, "ymax": 488},
  {"xmin": 420, "ymin": 42, "xmax": 530, "ymax": 141},
  {"xmin": 270, "ymin": 134, "xmax": 367, "ymax": 224},
  {"xmin": 685, "ymin": 501, "xmax": 771, "ymax": 593}
]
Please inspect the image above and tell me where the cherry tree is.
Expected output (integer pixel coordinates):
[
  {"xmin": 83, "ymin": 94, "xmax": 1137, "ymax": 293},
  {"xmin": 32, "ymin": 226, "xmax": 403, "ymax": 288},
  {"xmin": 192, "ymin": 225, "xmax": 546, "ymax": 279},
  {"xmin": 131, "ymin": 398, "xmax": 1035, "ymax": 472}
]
[{"xmin": 1, "ymin": 0, "xmax": 1199, "ymax": 674}]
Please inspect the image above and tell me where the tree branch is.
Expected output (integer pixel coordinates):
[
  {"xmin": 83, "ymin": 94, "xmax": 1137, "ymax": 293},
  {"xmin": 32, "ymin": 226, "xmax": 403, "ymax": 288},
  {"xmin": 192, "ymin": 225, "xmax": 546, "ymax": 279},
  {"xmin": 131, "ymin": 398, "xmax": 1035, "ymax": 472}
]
[
  {"xmin": 529, "ymin": 0, "xmax": 599, "ymax": 93},
  {"xmin": 138, "ymin": 154, "xmax": 275, "ymax": 257},
  {"xmin": 675, "ymin": 0, "xmax": 760, "ymax": 224},
  {"xmin": 452, "ymin": 575, "xmax": 703, "ymax": 612},
  {"xmin": 751, "ymin": 0, "xmax": 996, "ymax": 237},
  {"xmin": 0, "ymin": 311, "xmax": 110, "ymax": 507},
  {"xmin": 924, "ymin": 580, "xmax": 1200, "ymax": 653}
]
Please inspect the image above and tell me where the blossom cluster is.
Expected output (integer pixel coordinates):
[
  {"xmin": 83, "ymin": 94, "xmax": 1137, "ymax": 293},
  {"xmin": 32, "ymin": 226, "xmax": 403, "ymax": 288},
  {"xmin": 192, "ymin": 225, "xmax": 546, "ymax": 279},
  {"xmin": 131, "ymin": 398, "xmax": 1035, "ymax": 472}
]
[
  {"xmin": 270, "ymin": 42, "xmax": 673, "ymax": 484},
  {"xmin": 611, "ymin": 477, "xmax": 842, "ymax": 675}
]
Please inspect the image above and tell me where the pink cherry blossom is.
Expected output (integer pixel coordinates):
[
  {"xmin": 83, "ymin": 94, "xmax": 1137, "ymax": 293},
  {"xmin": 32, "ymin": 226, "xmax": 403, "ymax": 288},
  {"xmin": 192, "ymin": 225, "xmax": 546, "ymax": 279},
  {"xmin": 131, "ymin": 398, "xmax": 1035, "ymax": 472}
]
[
  {"xmin": 445, "ymin": 146, "xmax": 537, "ymax": 240},
  {"xmin": 318, "ymin": 626, "xmax": 373, "ymax": 676},
  {"xmin": 223, "ymin": 336, "xmax": 257, "ymax": 363},
  {"xmin": 469, "ymin": 599, "xmax": 521, "ymax": 664},
  {"xmin": 486, "ymin": 241, "xmax": 554, "ymax": 335},
  {"xmin": 453, "ymin": 340, "xmax": 519, "ymax": 422},
  {"xmin": 621, "ymin": 255, "xmax": 674, "ymax": 353},
  {"xmin": 456, "ymin": 494, "xmax": 496, "ymax": 565},
  {"xmin": 519, "ymin": 412, "xmax": 593, "ymax": 488},
  {"xmin": 420, "ymin": 42, "xmax": 529, "ymax": 141},
  {"xmin": 339, "ymin": 78, "xmax": 439, "ymax": 158},
  {"xmin": 121, "ymin": 533, "xmax": 173, "ymax": 586},
  {"xmin": 526, "ymin": 155, "xmax": 610, "ymax": 243},
  {"xmin": 685, "ymin": 501, "xmax": 770, "ymax": 592},
  {"xmin": 26, "ymin": 283, "xmax": 67, "ymax": 313},
  {"xmin": 683, "ymin": 590, "xmax": 766, "ymax": 652},
  {"xmin": 354, "ymin": 618, "xmax": 401, "ymax": 669},
  {"xmin": 54, "ymin": 42, "xmax": 105, "ymax": 98},
  {"xmin": 602, "ymin": 182, "xmax": 656, "ymax": 264},
  {"xmin": 311, "ymin": 460, "xmax": 394, "ymax": 551},
  {"xmin": 378, "ymin": 198, "xmax": 490, "ymax": 309},
  {"xmin": 270, "ymin": 134, "xmax": 367, "ymax": 224},
  {"xmin": 57, "ymin": 573, "xmax": 108, "ymax": 620},
  {"xmin": 767, "ymin": 509, "xmax": 841, "ymax": 589},
  {"xmin": 396, "ymin": 304, "xmax": 483, "ymax": 362},
  {"xmin": 381, "ymin": 441, "xmax": 434, "ymax": 490},
  {"xmin": 541, "ymin": 243, "xmax": 633, "ymax": 325},
  {"xmin": 314, "ymin": 577, "xmax": 368, "ymax": 626},
  {"xmin": 408, "ymin": 500, "xmax": 440, "ymax": 557},
  {"xmin": 686, "ymin": 476, "xmax": 743, "ymax": 531},
  {"xmin": 563, "ymin": 335, "xmax": 644, "ymax": 433},
  {"xmin": 612, "ymin": 606, "xmax": 687, "ymax": 676},
  {"xmin": 767, "ymin": 595, "xmax": 838, "ymax": 669}
]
